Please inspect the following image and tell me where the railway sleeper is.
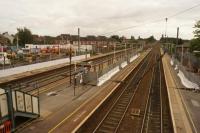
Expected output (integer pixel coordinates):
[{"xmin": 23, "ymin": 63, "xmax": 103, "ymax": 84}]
[
  {"xmin": 109, "ymin": 113, "xmax": 122, "ymax": 119},
  {"xmin": 104, "ymin": 120, "xmax": 118, "ymax": 125},
  {"xmin": 115, "ymin": 106, "xmax": 126, "ymax": 110},
  {"xmin": 117, "ymin": 102, "xmax": 128, "ymax": 106},
  {"xmin": 112, "ymin": 111, "xmax": 123, "ymax": 116},
  {"xmin": 107, "ymin": 116, "xmax": 120, "ymax": 122},
  {"xmin": 113, "ymin": 108, "xmax": 125, "ymax": 112},
  {"xmin": 98, "ymin": 128, "xmax": 114, "ymax": 133},
  {"xmin": 101, "ymin": 124, "xmax": 116, "ymax": 130}
]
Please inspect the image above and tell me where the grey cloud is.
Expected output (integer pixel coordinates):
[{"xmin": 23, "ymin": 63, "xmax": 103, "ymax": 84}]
[{"xmin": 0, "ymin": 0, "xmax": 200, "ymax": 39}]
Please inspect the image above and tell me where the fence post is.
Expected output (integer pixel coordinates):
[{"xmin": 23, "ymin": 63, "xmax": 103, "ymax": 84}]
[{"xmin": 6, "ymin": 86, "xmax": 15, "ymax": 132}]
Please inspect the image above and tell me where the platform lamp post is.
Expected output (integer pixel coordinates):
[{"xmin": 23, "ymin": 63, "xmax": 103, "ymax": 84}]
[
  {"xmin": 114, "ymin": 43, "xmax": 116, "ymax": 63},
  {"xmin": 165, "ymin": 18, "xmax": 168, "ymax": 45},
  {"xmin": 125, "ymin": 42, "xmax": 127, "ymax": 60},
  {"xmin": 16, "ymin": 35, "xmax": 19, "ymax": 50},
  {"xmin": 86, "ymin": 44, "xmax": 88, "ymax": 60},
  {"xmin": 69, "ymin": 44, "xmax": 72, "ymax": 85}
]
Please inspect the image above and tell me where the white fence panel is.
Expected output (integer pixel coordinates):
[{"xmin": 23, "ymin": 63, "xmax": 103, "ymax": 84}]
[
  {"xmin": 25, "ymin": 94, "xmax": 32, "ymax": 113},
  {"xmin": 0, "ymin": 94, "xmax": 8, "ymax": 117},
  {"xmin": 32, "ymin": 97, "xmax": 39, "ymax": 114},
  {"xmin": 16, "ymin": 91, "xmax": 25, "ymax": 112}
]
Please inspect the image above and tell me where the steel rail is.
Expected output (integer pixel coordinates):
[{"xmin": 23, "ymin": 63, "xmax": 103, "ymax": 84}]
[{"xmin": 92, "ymin": 52, "xmax": 153, "ymax": 133}]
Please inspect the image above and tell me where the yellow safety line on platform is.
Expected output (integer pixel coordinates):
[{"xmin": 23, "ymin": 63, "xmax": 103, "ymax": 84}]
[
  {"xmin": 48, "ymin": 50, "xmax": 150, "ymax": 133},
  {"xmin": 72, "ymin": 52, "xmax": 149, "ymax": 133}
]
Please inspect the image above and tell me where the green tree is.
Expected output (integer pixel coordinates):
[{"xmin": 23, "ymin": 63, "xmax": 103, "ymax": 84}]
[
  {"xmin": 190, "ymin": 20, "xmax": 200, "ymax": 56},
  {"xmin": 194, "ymin": 21, "xmax": 200, "ymax": 38},
  {"xmin": 44, "ymin": 36, "xmax": 56, "ymax": 44},
  {"xmin": 110, "ymin": 35, "xmax": 120, "ymax": 42},
  {"xmin": 146, "ymin": 35, "xmax": 156, "ymax": 43},
  {"xmin": 14, "ymin": 27, "xmax": 33, "ymax": 47}
]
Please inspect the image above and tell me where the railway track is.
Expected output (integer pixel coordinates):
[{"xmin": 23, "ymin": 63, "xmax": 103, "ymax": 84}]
[
  {"xmin": 92, "ymin": 52, "xmax": 152, "ymax": 133},
  {"xmin": 141, "ymin": 53, "xmax": 173, "ymax": 133},
  {"xmin": 77, "ymin": 46, "xmax": 173, "ymax": 133},
  {"xmin": 0, "ymin": 48, "xmax": 137, "ymax": 95},
  {"xmin": 76, "ymin": 49, "xmax": 153, "ymax": 133}
]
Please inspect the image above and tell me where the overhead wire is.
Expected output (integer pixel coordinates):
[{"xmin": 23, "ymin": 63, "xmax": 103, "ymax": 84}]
[{"xmin": 98, "ymin": 2, "xmax": 200, "ymax": 36}]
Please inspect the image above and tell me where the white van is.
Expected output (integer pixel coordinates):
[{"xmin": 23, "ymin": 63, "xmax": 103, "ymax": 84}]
[{"xmin": 0, "ymin": 52, "xmax": 11, "ymax": 65}]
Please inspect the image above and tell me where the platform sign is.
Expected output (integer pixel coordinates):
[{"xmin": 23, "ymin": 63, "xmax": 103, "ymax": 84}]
[
  {"xmin": 0, "ymin": 93, "xmax": 8, "ymax": 117},
  {"xmin": 25, "ymin": 94, "xmax": 32, "ymax": 113},
  {"xmin": 32, "ymin": 97, "xmax": 39, "ymax": 114},
  {"xmin": 16, "ymin": 91, "xmax": 25, "ymax": 112}
]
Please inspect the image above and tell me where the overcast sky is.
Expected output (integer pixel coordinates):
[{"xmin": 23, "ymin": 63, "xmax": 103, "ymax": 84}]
[{"xmin": 0, "ymin": 0, "xmax": 200, "ymax": 39}]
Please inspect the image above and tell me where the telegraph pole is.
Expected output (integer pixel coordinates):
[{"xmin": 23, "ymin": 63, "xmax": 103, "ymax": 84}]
[
  {"xmin": 86, "ymin": 44, "xmax": 88, "ymax": 60},
  {"xmin": 17, "ymin": 36, "xmax": 19, "ymax": 50},
  {"xmin": 78, "ymin": 28, "xmax": 80, "ymax": 55},
  {"xmin": 165, "ymin": 18, "xmax": 168, "ymax": 44},
  {"xmin": 69, "ymin": 44, "xmax": 72, "ymax": 85},
  {"xmin": 114, "ymin": 43, "xmax": 116, "ymax": 63},
  {"xmin": 176, "ymin": 27, "xmax": 179, "ymax": 55}
]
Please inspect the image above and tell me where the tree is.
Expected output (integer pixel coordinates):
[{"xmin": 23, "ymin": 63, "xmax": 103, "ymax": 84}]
[
  {"xmin": 190, "ymin": 20, "xmax": 200, "ymax": 56},
  {"xmin": 14, "ymin": 27, "xmax": 33, "ymax": 47},
  {"xmin": 110, "ymin": 35, "xmax": 120, "ymax": 42},
  {"xmin": 44, "ymin": 36, "xmax": 56, "ymax": 44},
  {"xmin": 146, "ymin": 35, "xmax": 156, "ymax": 43},
  {"xmin": 194, "ymin": 20, "xmax": 200, "ymax": 38}
]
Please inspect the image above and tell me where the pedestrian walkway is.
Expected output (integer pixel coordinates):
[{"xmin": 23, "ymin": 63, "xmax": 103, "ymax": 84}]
[{"xmin": 162, "ymin": 50, "xmax": 193, "ymax": 133}]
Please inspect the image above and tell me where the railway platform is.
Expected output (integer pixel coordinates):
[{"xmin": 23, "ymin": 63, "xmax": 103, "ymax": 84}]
[
  {"xmin": 162, "ymin": 50, "xmax": 194, "ymax": 133},
  {"xmin": 44, "ymin": 50, "xmax": 149, "ymax": 133},
  {"xmin": 0, "ymin": 48, "xmax": 133, "ymax": 86}
]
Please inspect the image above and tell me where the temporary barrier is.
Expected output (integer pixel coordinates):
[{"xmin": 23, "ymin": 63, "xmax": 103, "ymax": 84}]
[
  {"xmin": 0, "ymin": 88, "xmax": 40, "ymax": 131},
  {"xmin": 12, "ymin": 90, "xmax": 39, "ymax": 116}
]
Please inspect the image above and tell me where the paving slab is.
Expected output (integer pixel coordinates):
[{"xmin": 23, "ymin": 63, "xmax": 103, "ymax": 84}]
[
  {"xmin": 162, "ymin": 51, "xmax": 193, "ymax": 133},
  {"xmin": 166, "ymin": 54, "xmax": 200, "ymax": 133}
]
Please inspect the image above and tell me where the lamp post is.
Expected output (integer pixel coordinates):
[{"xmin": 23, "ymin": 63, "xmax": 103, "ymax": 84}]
[
  {"xmin": 165, "ymin": 18, "xmax": 168, "ymax": 44},
  {"xmin": 17, "ymin": 36, "xmax": 19, "ymax": 50},
  {"xmin": 69, "ymin": 44, "xmax": 72, "ymax": 85},
  {"xmin": 114, "ymin": 43, "xmax": 116, "ymax": 63},
  {"xmin": 86, "ymin": 44, "xmax": 88, "ymax": 60}
]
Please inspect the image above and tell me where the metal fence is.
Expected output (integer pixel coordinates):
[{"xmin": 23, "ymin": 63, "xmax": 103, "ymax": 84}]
[
  {"xmin": 175, "ymin": 52, "xmax": 200, "ymax": 72},
  {"xmin": 172, "ymin": 57, "xmax": 200, "ymax": 87}
]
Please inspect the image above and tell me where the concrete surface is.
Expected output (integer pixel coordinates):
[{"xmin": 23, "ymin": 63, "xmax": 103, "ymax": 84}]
[
  {"xmin": 162, "ymin": 52, "xmax": 193, "ymax": 133},
  {"xmin": 168, "ymin": 55, "xmax": 200, "ymax": 133}
]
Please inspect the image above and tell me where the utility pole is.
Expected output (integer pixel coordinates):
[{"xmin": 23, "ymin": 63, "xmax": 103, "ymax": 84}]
[
  {"xmin": 60, "ymin": 35, "xmax": 63, "ymax": 56},
  {"xmin": 78, "ymin": 28, "xmax": 80, "ymax": 55},
  {"xmin": 69, "ymin": 44, "xmax": 72, "ymax": 85},
  {"xmin": 86, "ymin": 44, "xmax": 88, "ymax": 60},
  {"xmin": 73, "ymin": 75, "xmax": 76, "ymax": 96},
  {"xmin": 176, "ymin": 27, "xmax": 179, "ymax": 56},
  {"xmin": 125, "ymin": 42, "xmax": 127, "ymax": 60},
  {"xmin": 17, "ymin": 36, "xmax": 19, "ymax": 50},
  {"xmin": 74, "ymin": 45, "xmax": 77, "ymax": 72},
  {"xmin": 165, "ymin": 18, "xmax": 168, "ymax": 44},
  {"xmin": 114, "ymin": 43, "xmax": 116, "ymax": 63},
  {"xmin": 181, "ymin": 43, "xmax": 184, "ymax": 65}
]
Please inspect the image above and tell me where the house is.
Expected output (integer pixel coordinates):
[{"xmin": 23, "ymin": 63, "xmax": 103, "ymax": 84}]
[
  {"xmin": 2, "ymin": 32, "xmax": 14, "ymax": 44},
  {"xmin": 0, "ymin": 34, "xmax": 10, "ymax": 45},
  {"xmin": 55, "ymin": 34, "xmax": 71, "ymax": 44}
]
